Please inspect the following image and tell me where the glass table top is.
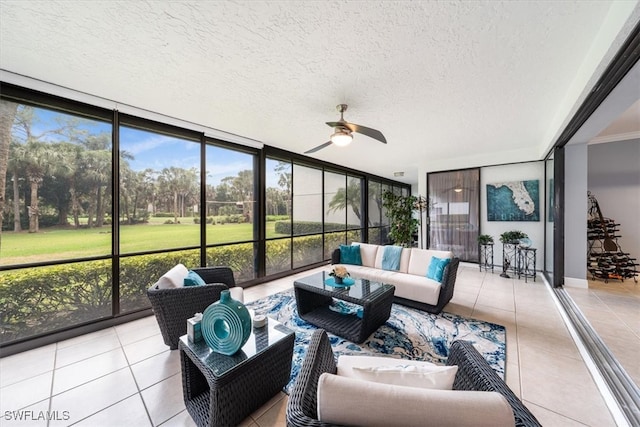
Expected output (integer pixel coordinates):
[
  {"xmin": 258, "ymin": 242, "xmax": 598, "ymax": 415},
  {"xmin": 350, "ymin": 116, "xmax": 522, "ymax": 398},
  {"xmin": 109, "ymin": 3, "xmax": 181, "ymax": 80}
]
[
  {"xmin": 180, "ymin": 317, "xmax": 293, "ymax": 377},
  {"xmin": 294, "ymin": 271, "xmax": 393, "ymax": 303}
]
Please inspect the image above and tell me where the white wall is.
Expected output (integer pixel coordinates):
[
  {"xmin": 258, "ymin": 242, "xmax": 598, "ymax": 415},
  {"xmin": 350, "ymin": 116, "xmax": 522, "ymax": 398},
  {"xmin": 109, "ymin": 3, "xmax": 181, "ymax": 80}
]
[
  {"xmin": 564, "ymin": 143, "xmax": 588, "ymax": 286},
  {"xmin": 588, "ymin": 139, "xmax": 640, "ymax": 262},
  {"xmin": 481, "ymin": 162, "xmax": 545, "ymax": 268}
]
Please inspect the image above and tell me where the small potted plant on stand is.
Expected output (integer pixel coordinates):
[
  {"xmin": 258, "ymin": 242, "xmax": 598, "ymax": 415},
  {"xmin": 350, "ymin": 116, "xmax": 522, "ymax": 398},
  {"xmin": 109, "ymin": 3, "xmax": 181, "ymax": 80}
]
[
  {"xmin": 499, "ymin": 231, "xmax": 528, "ymax": 278},
  {"xmin": 477, "ymin": 234, "xmax": 494, "ymax": 272}
]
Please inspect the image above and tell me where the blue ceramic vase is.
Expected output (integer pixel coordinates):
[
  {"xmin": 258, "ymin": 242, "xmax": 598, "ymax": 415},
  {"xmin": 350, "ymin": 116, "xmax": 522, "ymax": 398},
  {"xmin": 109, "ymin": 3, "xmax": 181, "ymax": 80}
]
[{"xmin": 201, "ymin": 290, "xmax": 252, "ymax": 355}]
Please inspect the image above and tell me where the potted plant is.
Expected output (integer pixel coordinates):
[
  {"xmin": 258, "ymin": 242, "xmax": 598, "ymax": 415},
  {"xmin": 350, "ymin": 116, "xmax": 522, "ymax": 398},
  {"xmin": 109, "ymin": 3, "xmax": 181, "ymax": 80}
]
[
  {"xmin": 499, "ymin": 230, "xmax": 528, "ymax": 245},
  {"xmin": 382, "ymin": 190, "xmax": 418, "ymax": 247},
  {"xmin": 329, "ymin": 266, "xmax": 350, "ymax": 284},
  {"xmin": 477, "ymin": 234, "xmax": 494, "ymax": 245}
]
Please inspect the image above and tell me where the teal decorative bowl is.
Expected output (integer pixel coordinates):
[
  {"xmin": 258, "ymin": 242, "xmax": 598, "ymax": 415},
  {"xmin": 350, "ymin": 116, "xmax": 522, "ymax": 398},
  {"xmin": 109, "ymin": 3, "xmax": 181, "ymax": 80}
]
[{"xmin": 201, "ymin": 290, "xmax": 252, "ymax": 355}]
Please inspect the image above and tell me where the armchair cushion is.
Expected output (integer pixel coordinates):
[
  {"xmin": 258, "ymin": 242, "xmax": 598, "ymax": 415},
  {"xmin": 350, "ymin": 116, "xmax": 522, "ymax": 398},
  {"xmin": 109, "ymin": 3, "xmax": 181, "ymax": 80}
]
[
  {"xmin": 317, "ymin": 373, "xmax": 514, "ymax": 427},
  {"xmin": 156, "ymin": 263, "xmax": 189, "ymax": 289},
  {"xmin": 337, "ymin": 355, "xmax": 457, "ymax": 390},
  {"xmin": 183, "ymin": 270, "xmax": 206, "ymax": 286}
]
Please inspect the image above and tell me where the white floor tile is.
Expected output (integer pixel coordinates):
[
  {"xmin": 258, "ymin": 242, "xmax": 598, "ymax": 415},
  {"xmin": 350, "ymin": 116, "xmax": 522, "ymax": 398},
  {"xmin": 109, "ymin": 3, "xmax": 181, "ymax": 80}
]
[
  {"xmin": 0, "ymin": 371, "xmax": 52, "ymax": 413},
  {"xmin": 140, "ymin": 373, "xmax": 185, "ymax": 426},
  {"xmin": 0, "ymin": 343, "xmax": 55, "ymax": 388},
  {"xmin": 0, "ymin": 398, "xmax": 50, "ymax": 427},
  {"xmin": 131, "ymin": 349, "xmax": 181, "ymax": 391},
  {"xmin": 52, "ymin": 348, "xmax": 129, "ymax": 395},
  {"xmin": 55, "ymin": 332, "xmax": 122, "ymax": 368},
  {"xmin": 122, "ymin": 333, "xmax": 169, "ymax": 365},
  {"xmin": 49, "ymin": 368, "xmax": 138, "ymax": 427},
  {"xmin": 73, "ymin": 394, "xmax": 152, "ymax": 427}
]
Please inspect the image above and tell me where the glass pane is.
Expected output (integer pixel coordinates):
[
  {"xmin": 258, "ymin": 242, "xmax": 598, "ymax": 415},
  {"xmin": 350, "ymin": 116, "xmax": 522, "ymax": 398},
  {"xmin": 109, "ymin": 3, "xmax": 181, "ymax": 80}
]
[
  {"xmin": 347, "ymin": 228, "xmax": 363, "ymax": 245},
  {"xmin": 347, "ymin": 176, "xmax": 363, "ymax": 230},
  {"xmin": 381, "ymin": 184, "xmax": 390, "ymax": 225},
  {"xmin": 292, "ymin": 164, "xmax": 322, "ymax": 235},
  {"xmin": 368, "ymin": 227, "xmax": 382, "ymax": 245},
  {"xmin": 324, "ymin": 171, "xmax": 346, "ymax": 231},
  {"xmin": 0, "ymin": 261, "xmax": 112, "ymax": 343},
  {"xmin": 119, "ymin": 126, "xmax": 199, "ymax": 253},
  {"xmin": 293, "ymin": 235, "xmax": 323, "ymax": 268},
  {"xmin": 428, "ymin": 169, "xmax": 480, "ymax": 261},
  {"xmin": 545, "ymin": 156, "xmax": 554, "ymax": 274},
  {"xmin": 324, "ymin": 231, "xmax": 346, "ymax": 259},
  {"xmin": 119, "ymin": 249, "xmax": 200, "ymax": 313},
  {"xmin": 266, "ymin": 238, "xmax": 291, "ymax": 276},
  {"xmin": 206, "ymin": 243, "xmax": 256, "ymax": 282},
  {"xmin": 1, "ymin": 102, "xmax": 112, "ymax": 265},
  {"xmin": 265, "ymin": 158, "xmax": 291, "ymax": 238},
  {"xmin": 368, "ymin": 180, "xmax": 382, "ymax": 227},
  {"xmin": 206, "ymin": 145, "xmax": 256, "ymax": 244}
]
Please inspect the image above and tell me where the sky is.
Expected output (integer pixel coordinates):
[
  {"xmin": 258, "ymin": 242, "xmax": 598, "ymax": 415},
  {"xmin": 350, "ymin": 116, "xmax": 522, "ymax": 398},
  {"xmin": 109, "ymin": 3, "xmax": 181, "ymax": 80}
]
[{"xmin": 23, "ymin": 106, "xmax": 280, "ymax": 188}]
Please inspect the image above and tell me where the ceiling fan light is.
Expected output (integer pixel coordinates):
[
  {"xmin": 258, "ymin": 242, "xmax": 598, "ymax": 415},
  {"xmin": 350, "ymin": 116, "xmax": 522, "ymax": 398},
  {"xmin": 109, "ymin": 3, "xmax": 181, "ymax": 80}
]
[
  {"xmin": 454, "ymin": 188, "xmax": 463, "ymax": 193},
  {"xmin": 331, "ymin": 130, "xmax": 352, "ymax": 147}
]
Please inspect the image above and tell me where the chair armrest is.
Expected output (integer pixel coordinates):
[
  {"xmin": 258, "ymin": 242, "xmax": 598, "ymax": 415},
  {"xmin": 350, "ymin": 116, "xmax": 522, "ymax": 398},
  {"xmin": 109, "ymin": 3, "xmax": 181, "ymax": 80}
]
[
  {"xmin": 191, "ymin": 266, "xmax": 236, "ymax": 287},
  {"xmin": 331, "ymin": 249, "xmax": 341, "ymax": 265},
  {"xmin": 448, "ymin": 340, "xmax": 541, "ymax": 427},
  {"xmin": 147, "ymin": 283, "xmax": 228, "ymax": 349},
  {"xmin": 286, "ymin": 330, "xmax": 337, "ymax": 427}
]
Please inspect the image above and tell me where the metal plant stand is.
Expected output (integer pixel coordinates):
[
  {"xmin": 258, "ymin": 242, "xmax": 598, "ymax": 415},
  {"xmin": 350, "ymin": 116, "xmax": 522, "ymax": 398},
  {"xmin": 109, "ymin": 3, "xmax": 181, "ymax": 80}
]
[
  {"xmin": 479, "ymin": 243, "xmax": 494, "ymax": 273},
  {"xmin": 517, "ymin": 247, "xmax": 537, "ymax": 282},
  {"xmin": 501, "ymin": 243, "xmax": 518, "ymax": 278}
]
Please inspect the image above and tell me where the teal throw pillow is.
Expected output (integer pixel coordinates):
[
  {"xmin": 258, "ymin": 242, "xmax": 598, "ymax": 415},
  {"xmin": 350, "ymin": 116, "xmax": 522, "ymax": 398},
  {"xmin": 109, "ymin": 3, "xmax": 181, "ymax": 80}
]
[
  {"xmin": 340, "ymin": 244, "xmax": 362, "ymax": 265},
  {"xmin": 426, "ymin": 257, "xmax": 451, "ymax": 283},
  {"xmin": 184, "ymin": 270, "xmax": 206, "ymax": 286}
]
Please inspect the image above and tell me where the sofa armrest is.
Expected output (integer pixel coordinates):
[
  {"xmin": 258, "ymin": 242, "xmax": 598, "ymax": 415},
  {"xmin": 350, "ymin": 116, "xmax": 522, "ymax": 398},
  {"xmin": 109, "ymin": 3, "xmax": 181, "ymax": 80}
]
[
  {"xmin": 286, "ymin": 330, "xmax": 337, "ymax": 427},
  {"xmin": 330, "ymin": 248, "xmax": 341, "ymax": 265},
  {"xmin": 448, "ymin": 340, "xmax": 541, "ymax": 427}
]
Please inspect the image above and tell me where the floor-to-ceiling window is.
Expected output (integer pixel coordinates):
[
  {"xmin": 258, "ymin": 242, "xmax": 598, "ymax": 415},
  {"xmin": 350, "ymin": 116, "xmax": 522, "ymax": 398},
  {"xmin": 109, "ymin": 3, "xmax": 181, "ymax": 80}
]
[
  {"xmin": 0, "ymin": 83, "xmax": 409, "ymax": 354},
  {"xmin": 0, "ymin": 96, "xmax": 114, "ymax": 343}
]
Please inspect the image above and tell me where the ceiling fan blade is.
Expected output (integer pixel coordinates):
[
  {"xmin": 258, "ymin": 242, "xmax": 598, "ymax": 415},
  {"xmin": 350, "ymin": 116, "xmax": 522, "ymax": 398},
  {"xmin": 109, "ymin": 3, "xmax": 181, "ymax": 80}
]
[
  {"xmin": 304, "ymin": 141, "xmax": 333, "ymax": 154},
  {"xmin": 344, "ymin": 122, "xmax": 387, "ymax": 144},
  {"xmin": 325, "ymin": 121, "xmax": 345, "ymax": 129}
]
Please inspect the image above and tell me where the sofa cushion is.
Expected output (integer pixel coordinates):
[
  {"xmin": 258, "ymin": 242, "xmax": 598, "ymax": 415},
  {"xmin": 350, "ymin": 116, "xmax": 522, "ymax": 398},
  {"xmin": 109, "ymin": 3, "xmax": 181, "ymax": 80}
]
[
  {"xmin": 352, "ymin": 242, "xmax": 379, "ymax": 267},
  {"xmin": 155, "ymin": 263, "xmax": 189, "ymax": 289},
  {"xmin": 317, "ymin": 373, "xmax": 514, "ymax": 427},
  {"xmin": 183, "ymin": 270, "xmax": 206, "ymax": 286},
  {"xmin": 426, "ymin": 256, "xmax": 452, "ymax": 283},
  {"xmin": 407, "ymin": 248, "xmax": 453, "ymax": 277},
  {"xmin": 390, "ymin": 272, "xmax": 442, "ymax": 305},
  {"xmin": 339, "ymin": 244, "xmax": 362, "ymax": 265},
  {"xmin": 337, "ymin": 355, "xmax": 457, "ymax": 390}
]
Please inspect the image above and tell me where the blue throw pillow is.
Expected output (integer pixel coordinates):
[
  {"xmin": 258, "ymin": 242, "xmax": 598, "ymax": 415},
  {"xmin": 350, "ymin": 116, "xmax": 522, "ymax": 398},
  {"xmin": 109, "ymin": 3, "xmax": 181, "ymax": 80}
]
[
  {"xmin": 184, "ymin": 270, "xmax": 206, "ymax": 286},
  {"xmin": 340, "ymin": 244, "xmax": 362, "ymax": 265},
  {"xmin": 426, "ymin": 257, "xmax": 451, "ymax": 283}
]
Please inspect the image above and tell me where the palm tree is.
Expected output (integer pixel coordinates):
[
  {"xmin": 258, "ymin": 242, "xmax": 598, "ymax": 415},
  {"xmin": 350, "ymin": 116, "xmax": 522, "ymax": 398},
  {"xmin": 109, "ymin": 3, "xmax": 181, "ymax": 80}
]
[{"xmin": 327, "ymin": 177, "xmax": 363, "ymax": 221}]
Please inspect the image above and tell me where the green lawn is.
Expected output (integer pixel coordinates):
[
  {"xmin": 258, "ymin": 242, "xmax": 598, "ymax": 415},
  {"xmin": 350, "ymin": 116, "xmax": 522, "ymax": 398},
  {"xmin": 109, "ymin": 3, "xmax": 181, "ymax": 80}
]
[{"xmin": 1, "ymin": 220, "xmax": 282, "ymax": 265}]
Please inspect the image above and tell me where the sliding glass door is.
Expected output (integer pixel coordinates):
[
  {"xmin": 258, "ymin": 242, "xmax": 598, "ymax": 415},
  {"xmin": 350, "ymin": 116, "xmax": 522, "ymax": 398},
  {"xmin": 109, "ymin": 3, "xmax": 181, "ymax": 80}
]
[{"xmin": 427, "ymin": 169, "xmax": 480, "ymax": 262}]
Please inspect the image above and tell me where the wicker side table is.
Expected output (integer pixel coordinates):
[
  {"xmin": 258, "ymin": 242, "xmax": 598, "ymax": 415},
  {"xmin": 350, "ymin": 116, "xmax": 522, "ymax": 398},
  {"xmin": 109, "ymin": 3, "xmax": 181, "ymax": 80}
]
[{"xmin": 179, "ymin": 319, "xmax": 295, "ymax": 427}]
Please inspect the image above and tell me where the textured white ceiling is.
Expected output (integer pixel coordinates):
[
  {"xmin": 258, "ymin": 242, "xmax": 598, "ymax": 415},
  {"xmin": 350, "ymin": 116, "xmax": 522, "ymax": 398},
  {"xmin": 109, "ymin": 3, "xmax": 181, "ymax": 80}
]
[{"xmin": 1, "ymin": 1, "xmax": 639, "ymax": 184}]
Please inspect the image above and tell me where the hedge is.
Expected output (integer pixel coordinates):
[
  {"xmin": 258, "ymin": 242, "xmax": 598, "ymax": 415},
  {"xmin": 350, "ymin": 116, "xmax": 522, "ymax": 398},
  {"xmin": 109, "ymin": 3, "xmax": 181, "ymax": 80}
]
[
  {"xmin": 274, "ymin": 221, "xmax": 347, "ymax": 235},
  {"xmin": 0, "ymin": 233, "xmax": 359, "ymax": 344}
]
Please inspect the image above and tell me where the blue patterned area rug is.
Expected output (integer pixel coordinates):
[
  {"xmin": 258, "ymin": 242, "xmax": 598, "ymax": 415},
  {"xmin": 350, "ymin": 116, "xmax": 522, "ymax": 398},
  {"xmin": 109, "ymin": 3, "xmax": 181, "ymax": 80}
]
[{"xmin": 246, "ymin": 289, "xmax": 506, "ymax": 394}]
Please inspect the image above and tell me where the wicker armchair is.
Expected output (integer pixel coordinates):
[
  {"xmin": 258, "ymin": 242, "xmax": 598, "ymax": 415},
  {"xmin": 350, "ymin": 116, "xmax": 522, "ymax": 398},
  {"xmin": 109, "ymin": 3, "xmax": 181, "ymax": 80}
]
[
  {"xmin": 286, "ymin": 330, "xmax": 541, "ymax": 427},
  {"xmin": 147, "ymin": 266, "xmax": 237, "ymax": 350}
]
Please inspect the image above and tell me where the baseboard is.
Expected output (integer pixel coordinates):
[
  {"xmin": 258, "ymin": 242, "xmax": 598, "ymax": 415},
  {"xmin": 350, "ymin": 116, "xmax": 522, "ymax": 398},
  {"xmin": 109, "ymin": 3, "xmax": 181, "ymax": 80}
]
[{"xmin": 564, "ymin": 277, "xmax": 589, "ymax": 288}]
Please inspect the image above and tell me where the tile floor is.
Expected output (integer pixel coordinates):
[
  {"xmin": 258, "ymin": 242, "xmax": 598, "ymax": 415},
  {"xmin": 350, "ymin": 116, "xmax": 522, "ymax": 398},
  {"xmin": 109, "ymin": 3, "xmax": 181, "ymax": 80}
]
[
  {"xmin": 566, "ymin": 277, "xmax": 640, "ymax": 386},
  {"xmin": 0, "ymin": 264, "xmax": 621, "ymax": 426}
]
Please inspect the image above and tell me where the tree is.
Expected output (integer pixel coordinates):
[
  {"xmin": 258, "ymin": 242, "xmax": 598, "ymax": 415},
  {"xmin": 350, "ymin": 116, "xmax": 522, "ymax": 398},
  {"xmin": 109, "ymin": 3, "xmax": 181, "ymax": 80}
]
[
  {"xmin": 274, "ymin": 161, "xmax": 291, "ymax": 215},
  {"xmin": 327, "ymin": 177, "xmax": 362, "ymax": 221},
  {"xmin": 0, "ymin": 100, "xmax": 19, "ymax": 234}
]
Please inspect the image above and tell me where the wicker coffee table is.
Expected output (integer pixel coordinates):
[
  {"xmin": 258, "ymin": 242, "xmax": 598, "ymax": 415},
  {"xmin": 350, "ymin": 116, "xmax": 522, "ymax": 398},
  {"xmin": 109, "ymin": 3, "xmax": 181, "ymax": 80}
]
[
  {"xmin": 178, "ymin": 318, "xmax": 294, "ymax": 427},
  {"xmin": 293, "ymin": 271, "xmax": 395, "ymax": 343}
]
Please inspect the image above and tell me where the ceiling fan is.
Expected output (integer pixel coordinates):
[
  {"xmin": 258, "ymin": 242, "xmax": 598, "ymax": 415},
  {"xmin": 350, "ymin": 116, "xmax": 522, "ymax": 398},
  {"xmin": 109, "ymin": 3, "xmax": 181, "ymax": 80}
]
[{"xmin": 304, "ymin": 104, "xmax": 387, "ymax": 154}]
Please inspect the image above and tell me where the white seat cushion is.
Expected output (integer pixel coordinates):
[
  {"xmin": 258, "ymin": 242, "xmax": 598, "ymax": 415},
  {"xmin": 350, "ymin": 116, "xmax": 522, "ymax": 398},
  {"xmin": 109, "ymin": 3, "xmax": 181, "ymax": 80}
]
[
  {"xmin": 352, "ymin": 242, "xmax": 380, "ymax": 268},
  {"xmin": 317, "ymin": 373, "xmax": 514, "ymax": 427},
  {"xmin": 408, "ymin": 248, "xmax": 453, "ymax": 276}
]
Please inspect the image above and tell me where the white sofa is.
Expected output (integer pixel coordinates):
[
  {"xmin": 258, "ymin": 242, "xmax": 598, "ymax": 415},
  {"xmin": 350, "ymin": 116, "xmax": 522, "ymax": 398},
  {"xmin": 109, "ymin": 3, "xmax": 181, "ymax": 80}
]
[{"xmin": 331, "ymin": 242, "xmax": 460, "ymax": 313}]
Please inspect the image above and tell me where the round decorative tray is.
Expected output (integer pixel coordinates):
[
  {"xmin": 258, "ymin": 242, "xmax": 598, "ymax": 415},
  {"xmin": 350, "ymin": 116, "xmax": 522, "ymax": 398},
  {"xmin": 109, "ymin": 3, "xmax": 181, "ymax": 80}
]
[{"xmin": 325, "ymin": 277, "xmax": 355, "ymax": 287}]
